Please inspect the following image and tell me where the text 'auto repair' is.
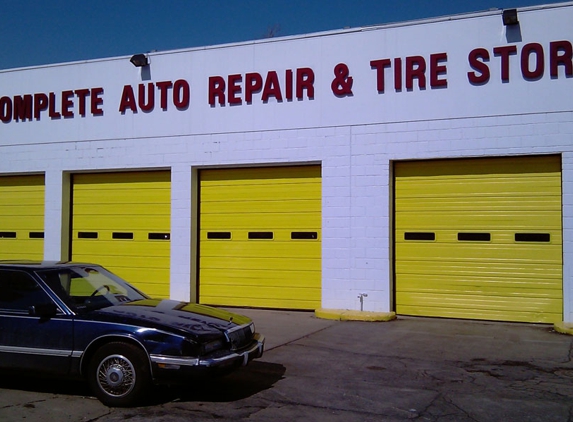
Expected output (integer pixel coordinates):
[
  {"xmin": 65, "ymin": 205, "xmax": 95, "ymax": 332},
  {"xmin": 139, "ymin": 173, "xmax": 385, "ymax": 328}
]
[{"xmin": 0, "ymin": 39, "xmax": 571, "ymax": 122}]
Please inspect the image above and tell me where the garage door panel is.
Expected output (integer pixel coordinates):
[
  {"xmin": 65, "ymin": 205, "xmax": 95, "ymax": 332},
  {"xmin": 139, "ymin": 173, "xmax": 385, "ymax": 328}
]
[
  {"xmin": 0, "ymin": 175, "xmax": 44, "ymax": 260},
  {"xmin": 102, "ymin": 265, "xmax": 168, "ymax": 278},
  {"xmin": 73, "ymin": 204, "xmax": 170, "ymax": 216},
  {"xmin": 395, "ymin": 155, "xmax": 560, "ymax": 176},
  {"xmin": 200, "ymin": 287, "xmax": 320, "ymax": 309},
  {"xmin": 72, "ymin": 258, "xmax": 170, "ymax": 297},
  {"xmin": 0, "ymin": 206, "xmax": 45, "ymax": 217},
  {"xmin": 398, "ymin": 276, "xmax": 562, "ymax": 296},
  {"xmin": 201, "ymin": 179, "xmax": 320, "ymax": 201},
  {"xmin": 73, "ymin": 193, "xmax": 170, "ymax": 207},
  {"xmin": 73, "ymin": 254, "xmax": 169, "ymax": 270},
  {"xmin": 0, "ymin": 196, "xmax": 44, "ymax": 206},
  {"xmin": 397, "ymin": 293, "xmax": 562, "ymax": 318},
  {"xmin": 397, "ymin": 304, "xmax": 560, "ymax": 324},
  {"xmin": 200, "ymin": 200, "xmax": 321, "ymax": 214},
  {"xmin": 397, "ymin": 181, "xmax": 561, "ymax": 197},
  {"xmin": 73, "ymin": 241, "xmax": 169, "ymax": 257},
  {"xmin": 72, "ymin": 171, "xmax": 170, "ymax": 299},
  {"xmin": 73, "ymin": 183, "xmax": 170, "ymax": 191},
  {"xmin": 200, "ymin": 214, "xmax": 320, "ymax": 230},
  {"xmin": 397, "ymin": 212, "xmax": 562, "ymax": 229},
  {"xmin": 201, "ymin": 256, "xmax": 320, "ymax": 271},
  {"xmin": 397, "ymin": 230, "xmax": 562, "ymax": 243},
  {"xmin": 200, "ymin": 240, "xmax": 319, "ymax": 255},
  {"xmin": 0, "ymin": 239, "xmax": 44, "ymax": 256},
  {"xmin": 74, "ymin": 171, "xmax": 170, "ymax": 183},
  {"xmin": 201, "ymin": 229, "xmax": 320, "ymax": 242},
  {"xmin": 396, "ymin": 261, "xmax": 562, "ymax": 279},
  {"xmin": 105, "ymin": 267, "xmax": 169, "ymax": 292},
  {"xmin": 396, "ymin": 243, "xmax": 561, "ymax": 262},
  {"xmin": 0, "ymin": 216, "xmax": 45, "ymax": 230},
  {"xmin": 202, "ymin": 284, "xmax": 319, "ymax": 298},
  {"xmin": 201, "ymin": 165, "xmax": 320, "ymax": 180},
  {"xmin": 199, "ymin": 296, "xmax": 317, "ymax": 310},
  {"xmin": 397, "ymin": 293, "xmax": 562, "ymax": 313},
  {"xmin": 397, "ymin": 197, "xmax": 562, "ymax": 212},
  {"xmin": 200, "ymin": 268, "xmax": 320, "ymax": 285},
  {"xmin": 72, "ymin": 216, "xmax": 170, "ymax": 231},
  {"xmin": 199, "ymin": 166, "xmax": 321, "ymax": 310},
  {"xmin": 395, "ymin": 155, "xmax": 562, "ymax": 323}
]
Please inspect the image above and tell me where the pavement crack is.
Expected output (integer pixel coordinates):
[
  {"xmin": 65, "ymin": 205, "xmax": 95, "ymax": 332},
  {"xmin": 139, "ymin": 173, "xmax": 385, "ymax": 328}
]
[
  {"xmin": 414, "ymin": 393, "xmax": 480, "ymax": 422},
  {"xmin": 83, "ymin": 410, "xmax": 113, "ymax": 422},
  {"xmin": 274, "ymin": 397, "xmax": 405, "ymax": 419},
  {"xmin": 0, "ymin": 399, "xmax": 48, "ymax": 410},
  {"xmin": 443, "ymin": 395, "xmax": 480, "ymax": 422},
  {"xmin": 265, "ymin": 324, "xmax": 336, "ymax": 352}
]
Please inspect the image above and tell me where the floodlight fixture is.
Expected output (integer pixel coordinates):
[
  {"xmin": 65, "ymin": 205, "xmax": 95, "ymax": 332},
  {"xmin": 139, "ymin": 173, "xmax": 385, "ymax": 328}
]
[
  {"xmin": 130, "ymin": 54, "xmax": 149, "ymax": 67},
  {"xmin": 502, "ymin": 9, "xmax": 519, "ymax": 26}
]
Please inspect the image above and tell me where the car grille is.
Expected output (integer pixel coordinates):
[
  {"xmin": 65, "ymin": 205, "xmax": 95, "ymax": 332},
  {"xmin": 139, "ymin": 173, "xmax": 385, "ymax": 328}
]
[{"xmin": 225, "ymin": 322, "xmax": 255, "ymax": 351}]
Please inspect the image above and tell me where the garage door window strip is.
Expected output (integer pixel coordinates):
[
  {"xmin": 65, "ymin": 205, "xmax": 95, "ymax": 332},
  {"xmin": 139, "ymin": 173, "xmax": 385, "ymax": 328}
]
[
  {"xmin": 78, "ymin": 232, "xmax": 98, "ymax": 239},
  {"xmin": 291, "ymin": 232, "xmax": 318, "ymax": 240},
  {"xmin": 207, "ymin": 232, "xmax": 231, "ymax": 240},
  {"xmin": 457, "ymin": 233, "xmax": 491, "ymax": 242},
  {"xmin": 248, "ymin": 232, "xmax": 273, "ymax": 240},
  {"xmin": 404, "ymin": 232, "xmax": 435, "ymax": 241},
  {"xmin": 148, "ymin": 233, "xmax": 170, "ymax": 240},
  {"xmin": 515, "ymin": 233, "xmax": 550, "ymax": 242},
  {"xmin": 112, "ymin": 232, "xmax": 134, "ymax": 240}
]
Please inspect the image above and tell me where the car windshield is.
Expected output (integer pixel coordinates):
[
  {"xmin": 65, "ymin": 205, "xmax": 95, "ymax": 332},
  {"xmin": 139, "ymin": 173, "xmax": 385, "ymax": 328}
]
[{"xmin": 35, "ymin": 266, "xmax": 148, "ymax": 312}]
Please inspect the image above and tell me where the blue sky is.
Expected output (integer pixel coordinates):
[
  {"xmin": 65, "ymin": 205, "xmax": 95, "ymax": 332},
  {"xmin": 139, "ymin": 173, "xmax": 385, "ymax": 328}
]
[{"xmin": 0, "ymin": 0, "xmax": 564, "ymax": 70}]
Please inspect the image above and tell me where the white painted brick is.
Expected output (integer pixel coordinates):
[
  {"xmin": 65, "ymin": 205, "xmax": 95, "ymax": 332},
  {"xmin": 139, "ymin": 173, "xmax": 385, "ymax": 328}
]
[{"xmin": 1, "ymin": 5, "xmax": 572, "ymax": 322}]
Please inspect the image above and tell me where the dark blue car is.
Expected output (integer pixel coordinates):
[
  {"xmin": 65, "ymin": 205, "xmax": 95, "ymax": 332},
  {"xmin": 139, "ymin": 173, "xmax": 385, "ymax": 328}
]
[{"xmin": 0, "ymin": 261, "xmax": 265, "ymax": 407}]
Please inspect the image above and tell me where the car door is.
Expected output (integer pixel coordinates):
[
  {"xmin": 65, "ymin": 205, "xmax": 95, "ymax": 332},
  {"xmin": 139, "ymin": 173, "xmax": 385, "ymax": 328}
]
[{"xmin": 0, "ymin": 269, "xmax": 74, "ymax": 374}]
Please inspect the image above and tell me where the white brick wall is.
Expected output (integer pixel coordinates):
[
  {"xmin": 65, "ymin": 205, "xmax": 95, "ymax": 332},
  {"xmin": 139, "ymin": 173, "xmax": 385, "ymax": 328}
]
[{"xmin": 1, "ymin": 3, "xmax": 572, "ymax": 321}]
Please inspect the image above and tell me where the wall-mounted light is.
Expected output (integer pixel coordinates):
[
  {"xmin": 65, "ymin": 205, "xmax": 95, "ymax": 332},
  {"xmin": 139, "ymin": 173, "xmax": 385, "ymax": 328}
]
[
  {"xmin": 502, "ymin": 9, "xmax": 519, "ymax": 26},
  {"xmin": 130, "ymin": 54, "xmax": 149, "ymax": 67}
]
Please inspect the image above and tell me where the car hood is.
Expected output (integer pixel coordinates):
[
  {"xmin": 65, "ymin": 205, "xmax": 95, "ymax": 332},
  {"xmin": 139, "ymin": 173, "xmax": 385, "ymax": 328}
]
[{"xmin": 94, "ymin": 299, "xmax": 252, "ymax": 340}]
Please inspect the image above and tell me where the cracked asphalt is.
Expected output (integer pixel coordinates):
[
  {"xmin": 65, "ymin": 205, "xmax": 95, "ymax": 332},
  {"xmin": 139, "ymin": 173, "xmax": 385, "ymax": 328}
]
[{"xmin": 1, "ymin": 310, "xmax": 573, "ymax": 422}]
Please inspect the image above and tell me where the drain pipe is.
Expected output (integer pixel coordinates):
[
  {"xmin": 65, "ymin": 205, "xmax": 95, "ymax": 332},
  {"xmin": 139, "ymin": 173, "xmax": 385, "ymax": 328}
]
[{"xmin": 357, "ymin": 293, "xmax": 368, "ymax": 311}]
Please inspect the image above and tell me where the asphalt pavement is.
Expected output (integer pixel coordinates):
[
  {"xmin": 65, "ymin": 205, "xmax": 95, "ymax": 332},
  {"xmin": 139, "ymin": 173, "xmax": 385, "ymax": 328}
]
[{"xmin": 1, "ymin": 309, "xmax": 572, "ymax": 422}]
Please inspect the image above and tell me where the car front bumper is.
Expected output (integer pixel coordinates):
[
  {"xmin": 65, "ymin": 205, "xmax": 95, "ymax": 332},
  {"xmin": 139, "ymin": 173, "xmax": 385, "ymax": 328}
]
[{"xmin": 149, "ymin": 333, "xmax": 265, "ymax": 380}]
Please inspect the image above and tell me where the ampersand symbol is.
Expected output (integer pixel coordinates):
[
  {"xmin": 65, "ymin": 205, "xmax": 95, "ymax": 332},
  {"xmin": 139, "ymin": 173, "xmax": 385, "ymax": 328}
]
[{"xmin": 331, "ymin": 63, "xmax": 353, "ymax": 96}]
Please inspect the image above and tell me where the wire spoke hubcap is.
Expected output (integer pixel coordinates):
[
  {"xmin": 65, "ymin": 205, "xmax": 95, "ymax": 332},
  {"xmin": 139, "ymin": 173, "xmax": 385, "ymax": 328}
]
[{"xmin": 97, "ymin": 354, "xmax": 136, "ymax": 397}]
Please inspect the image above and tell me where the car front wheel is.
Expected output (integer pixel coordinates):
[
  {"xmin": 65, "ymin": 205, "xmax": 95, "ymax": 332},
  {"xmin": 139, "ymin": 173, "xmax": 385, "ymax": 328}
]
[{"xmin": 87, "ymin": 341, "xmax": 151, "ymax": 407}]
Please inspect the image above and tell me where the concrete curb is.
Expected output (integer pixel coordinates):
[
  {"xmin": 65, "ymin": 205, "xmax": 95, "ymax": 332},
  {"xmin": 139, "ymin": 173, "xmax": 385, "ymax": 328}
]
[
  {"xmin": 553, "ymin": 322, "xmax": 573, "ymax": 335},
  {"xmin": 315, "ymin": 308, "xmax": 397, "ymax": 322}
]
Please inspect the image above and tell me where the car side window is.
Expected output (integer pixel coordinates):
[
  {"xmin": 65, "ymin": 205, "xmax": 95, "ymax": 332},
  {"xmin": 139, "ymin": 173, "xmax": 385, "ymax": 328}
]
[{"xmin": 0, "ymin": 269, "xmax": 54, "ymax": 313}]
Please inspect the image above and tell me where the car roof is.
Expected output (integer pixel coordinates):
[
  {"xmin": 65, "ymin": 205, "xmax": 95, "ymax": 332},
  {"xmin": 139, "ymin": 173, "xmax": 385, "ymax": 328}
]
[{"xmin": 0, "ymin": 261, "xmax": 100, "ymax": 270}]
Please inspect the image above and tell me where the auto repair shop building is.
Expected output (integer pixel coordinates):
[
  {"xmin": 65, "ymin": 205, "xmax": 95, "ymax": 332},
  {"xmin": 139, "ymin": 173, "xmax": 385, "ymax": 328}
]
[{"xmin": 1, "ymin": 2, "xmax": 572, "ymax": 325}]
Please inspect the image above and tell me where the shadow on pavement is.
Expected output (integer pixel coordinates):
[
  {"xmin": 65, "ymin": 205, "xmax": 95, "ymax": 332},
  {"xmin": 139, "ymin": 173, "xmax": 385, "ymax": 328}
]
[
  {"xmin": 0, "ymin": 360, "xmax": 286, "ymax": 406},
  {"xmin": 0, "ymin": 370, "xmax": 91, "ymax": 397},
  {"xmin": 150, "ymin": 361, "xmax": 286, "ymax": 404}
]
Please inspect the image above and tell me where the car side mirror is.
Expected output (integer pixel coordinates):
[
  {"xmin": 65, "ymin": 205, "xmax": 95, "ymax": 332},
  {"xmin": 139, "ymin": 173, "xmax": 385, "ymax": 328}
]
[{"xmin": 28, "ymin": 303, "xmax": 59, "ymax": 318}]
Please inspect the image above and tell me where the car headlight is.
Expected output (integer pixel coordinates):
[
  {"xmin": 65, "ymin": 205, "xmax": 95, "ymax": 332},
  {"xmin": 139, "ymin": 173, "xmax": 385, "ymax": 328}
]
[
  {"xmin": 202, "ymin": 339, "xmax": 225, "ymax": 355},
  {"xmin": 182, "ymin": 339, "xmax": 201, "ymax": 356}
]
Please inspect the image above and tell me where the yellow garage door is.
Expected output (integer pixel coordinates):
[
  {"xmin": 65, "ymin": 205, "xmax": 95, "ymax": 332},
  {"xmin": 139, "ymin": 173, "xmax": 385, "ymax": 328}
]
[
  {"xmin": 71, "ymin": 171, "xmax": 171, "ymax": 298},
  {"xmin": 199, "ymin": 166, "xmax": 321, "ymax": 309},
  {"xmin": 0, "ymin": 175, "xmax": 44, "ymax": 260},
  {"xmin": 395, "ymin": 155, "xmax": 562, "ymax": 323}
]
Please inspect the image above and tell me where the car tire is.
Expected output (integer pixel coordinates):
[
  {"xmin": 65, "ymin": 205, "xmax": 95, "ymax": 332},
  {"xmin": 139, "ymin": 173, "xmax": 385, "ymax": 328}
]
[{"xmin": 87, "ymin": 341, "xmax": 151, "ymax": 407}]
